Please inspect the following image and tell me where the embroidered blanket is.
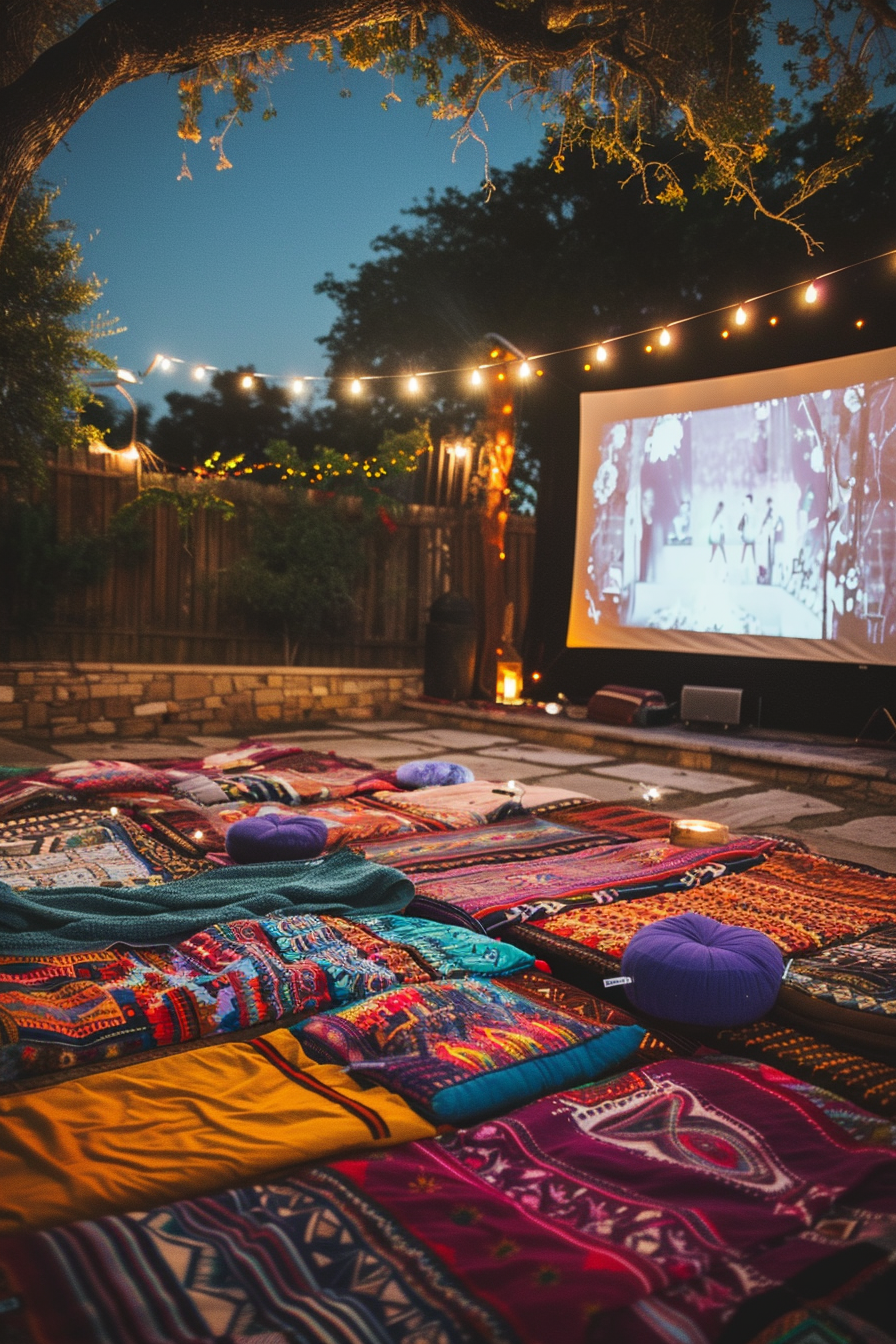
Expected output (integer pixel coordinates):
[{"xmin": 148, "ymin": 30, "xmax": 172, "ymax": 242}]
[
  {"xmin": 409, "ymin": 835, "xmax": 775, "ymax": 924},
  {"xmin": 360, "ymin": 814, "xmax": 630, "ymax": 874},
  {"xmin": 3, "ymin": 1057, "xmax": 894, "ymax": 1343},
  {"xmin": 212, "ymin": 796, "xmax": 432, "ymax": 848},
  {"xmin": 528, "ymin": 850, "xmax": 896, "ymax": 959}
]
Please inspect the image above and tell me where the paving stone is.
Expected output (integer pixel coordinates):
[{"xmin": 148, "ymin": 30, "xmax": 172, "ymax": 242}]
[
  {"xmin": 537, "ymin": 772, "xmax": 678, "ymax": 805},
  {"xmin": 594, "ymin": 763, "xmax": 751, "ymax": 794},
  {"xmin": 0, "ymin": 737, "xmax": 63, "ymax": 767},
  {"xmin": 52, "ymin": 740, "xmax": 198, "ymax": 761},
  {"xmin": 803, "ymin": 816, "xmax": 896, "ymax": 849},
  {"xmin": 387, "ymin": 728, "xmax": 516, "ymax": 750},
  {"xmin": 299, "ymin": 737, "xmax": 420, "ymax": 763},
  {"xmin": 484, "ymin": 744, "xmax": 615, "ymax": 768},
  {"xmin": 670, "ymin": 789, "xmax": 842, "ymax": 827},
  {"xmin": 254, "ymin": 729, "xmax": 354, "ymax": 740},
  {"xmin": 341, "ymin": 720, "xmax": 425, "ymax": 734},
  {"xmin": 188, "ymin": 736, "xmax": 244, "ymax": 749}
]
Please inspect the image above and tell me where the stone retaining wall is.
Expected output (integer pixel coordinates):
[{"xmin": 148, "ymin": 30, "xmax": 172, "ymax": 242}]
[{"xmin": 0, "ymin": 664, "xmax": 423, "ymax": 740}]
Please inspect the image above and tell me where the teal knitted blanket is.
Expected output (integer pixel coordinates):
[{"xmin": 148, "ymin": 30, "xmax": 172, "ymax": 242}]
[{"xmin": 0, "ymin": 851, "xmax": 413, "ymax": 955}]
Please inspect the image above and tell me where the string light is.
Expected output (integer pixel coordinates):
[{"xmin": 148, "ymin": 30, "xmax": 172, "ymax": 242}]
[
  {"xmin": 721, "ymin": 330, "xmax": 730, "ymax": 339},
  {"xmin": 583, "ymin": 362, "xmax": 591, "ymax": 371},
  {"xmin": 131, "ymin": 242, "xmax": 894, "ymax": 396},
  {"xmin": 407, "ymin": 375, "xmax": 420, "ymax": 393},
  {"xmin": 117, "ymin": 368, "xmax": 138, "ymax": 384}
]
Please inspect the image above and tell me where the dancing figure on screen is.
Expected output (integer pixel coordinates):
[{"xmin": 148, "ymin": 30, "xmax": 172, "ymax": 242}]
[
  {"xmin": 708, "ymin": 501, "xmax": 726, "ymax": 567},
  {"xmin": 738, "ymin": 493, "xmax": 757, "ymax": 577},
  {"xmin": 758, "ymin": 496, "xmax": 783, "ymax": 585}
]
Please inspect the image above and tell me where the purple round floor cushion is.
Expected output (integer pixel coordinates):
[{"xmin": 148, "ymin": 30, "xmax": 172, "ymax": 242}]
[
  {"xmin": 395, "ymin": 760, "xmax": 475, "ymax": 789},
  {"xmin": 621, "ymin": 911, "xmax": 784, "ymax": 1028},
  {"xmin": 225, "ymin": 814, "xmax": 329, "ymax": 863}
]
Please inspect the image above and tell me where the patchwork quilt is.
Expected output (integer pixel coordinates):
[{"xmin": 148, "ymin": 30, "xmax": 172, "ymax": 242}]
[
  {"xmin": 0, "ymin": 912, "xmax": 535, "ymax": 1086},
  {"xmin": 0, "ymin": 809, "xmax": 208, "ymax": 889},
  {"xmin": 3, "ymin": 1057, "xmax": 894, "ymax": 1344}
]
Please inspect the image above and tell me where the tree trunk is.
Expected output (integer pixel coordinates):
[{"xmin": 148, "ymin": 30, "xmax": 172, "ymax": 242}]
[{"xmin": 476, "ymin": 350, "xmax": 517, "ymax": 696}]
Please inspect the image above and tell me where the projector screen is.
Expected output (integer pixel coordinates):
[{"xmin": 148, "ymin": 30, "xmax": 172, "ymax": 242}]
[{"xmin": 567, "ymin": 345, "xmax": 896, "ymax": 665}]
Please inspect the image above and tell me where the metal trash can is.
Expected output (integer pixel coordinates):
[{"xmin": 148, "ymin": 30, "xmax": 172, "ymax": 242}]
[{"xmin": 424, "ymin": 593, "xmax": 477, "ymax": 701}]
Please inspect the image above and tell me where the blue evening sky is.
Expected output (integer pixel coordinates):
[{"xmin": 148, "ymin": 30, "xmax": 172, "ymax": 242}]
[
  {"xmin": 42, "ymin": 11, "xmax": 818, "ymax": 418},
  {"xmin": 44, "ymin": 60, "xmax": 547, "ymax": 415}
]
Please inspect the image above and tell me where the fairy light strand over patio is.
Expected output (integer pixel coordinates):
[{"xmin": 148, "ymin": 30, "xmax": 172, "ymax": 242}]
[{"xmin": 113, "ymin": 243, "xmax": 896, "ymax": 394}]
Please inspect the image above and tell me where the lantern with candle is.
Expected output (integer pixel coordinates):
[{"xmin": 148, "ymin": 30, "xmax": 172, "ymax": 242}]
[{"xmin": 495, "ymin": 603, "xmax": 524, "ymax": 704}]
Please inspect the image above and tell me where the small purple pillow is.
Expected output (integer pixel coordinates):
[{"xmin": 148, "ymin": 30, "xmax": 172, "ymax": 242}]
[
  {"xmin": 621, "ymin": 911, "xmax": 783, "ymax": 1028},
  {"xmin": 395, "ymin": 760, "xmax": 475, "ymax": 789},
  {"xmin": 225, "ymin": 814, "xmax": 329, "ymax": 863}
]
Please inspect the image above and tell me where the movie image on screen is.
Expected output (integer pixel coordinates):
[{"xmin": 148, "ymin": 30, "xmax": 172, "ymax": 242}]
[{"xmin": 567, "ymin": 347, "xmax": 896, "ymax": 665}]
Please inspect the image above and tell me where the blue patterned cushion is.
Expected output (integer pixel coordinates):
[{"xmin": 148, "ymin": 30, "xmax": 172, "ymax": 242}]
[
  {"xmin": 294, "ymin": 977, "xmax": 644, "ymax": 1124},
  {"xmin": 358, "ymin": 914, "xmax": 534, "ymax": 978}
]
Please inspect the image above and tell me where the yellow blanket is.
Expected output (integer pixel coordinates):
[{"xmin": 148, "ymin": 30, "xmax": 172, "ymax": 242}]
[{"xmin": 0, "ymin": 1030, "xmax": 434, "ymax": 1233}]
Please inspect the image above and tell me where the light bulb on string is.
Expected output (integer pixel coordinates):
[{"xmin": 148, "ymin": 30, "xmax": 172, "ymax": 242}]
[
  {"xmin": 350, "ymin": 378, "xmax": 362, "ymax": 395},
  {"xmin": 519, "ymin": 360, "xmax": 531, "ymax": 378},
  {"xmin": 595, "ymin": 344, "xmax": 608, "ymax": 363},
  {"xmin": 407, "ymin": 375, "xmax": 420, "ymax": 393},
  {"xmin": 240, "ymin": 374, "xmax": 254, "ymax": 390},
  {"xmin": 158, "ymin": 356, "xmax": 172, "ymax": 372},
  {"xmin": 804, "ymin": 282, "xmax": 819, "ymax": 304},
  {"xmin": 117, "ymin": 368, "xmax": 138, "ymax": 384},
  {"xmin": 470, "ymin": 368, "xmax": 482, "ymax": 386},
  {"xmin": 735, "ymin": 305, "xmax": 748, "ymax": 325},
  {"xmin": 192, "ymin": 365, "xmax": 207, "ymax": 381},
  {"xmin": 291, "ymin": 378, "xmax": 304, "ymax": 395},
  {"xmin": 658, "ymin": 328, "xmax": 672, "ymax": 347}
]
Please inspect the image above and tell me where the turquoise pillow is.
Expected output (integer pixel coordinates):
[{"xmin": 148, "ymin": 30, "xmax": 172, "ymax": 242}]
[
  {"xmin": 294, "ymin": 977, "xmax": 644, "ymax": 1125},
  {"xmin": 357, "ymin": 913, "xmax": 535, "ymax": 978}
]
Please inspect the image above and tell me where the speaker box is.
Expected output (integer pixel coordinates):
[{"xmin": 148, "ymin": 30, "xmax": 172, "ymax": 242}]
[{"xmin": 680, "ymin": 684, "xmax": 743, "ymax": 727}]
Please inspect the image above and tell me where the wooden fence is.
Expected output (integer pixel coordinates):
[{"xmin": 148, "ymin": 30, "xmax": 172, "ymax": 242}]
[{"xmin": 4, "ymin": 448, "xmax": 536, "ymax": 667}]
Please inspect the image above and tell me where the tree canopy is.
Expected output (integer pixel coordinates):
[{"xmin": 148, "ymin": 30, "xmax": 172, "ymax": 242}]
[
  {"xmin": 1, "ymin": 0, "xmax": 895, "ymax": 261},
  {"xmin": 306, "ymin": 105, "xmax": 896, "ymax": 508},
  {"xmin": 0, "ymin": 183, "xmax": 114, "ymax": 482}
]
